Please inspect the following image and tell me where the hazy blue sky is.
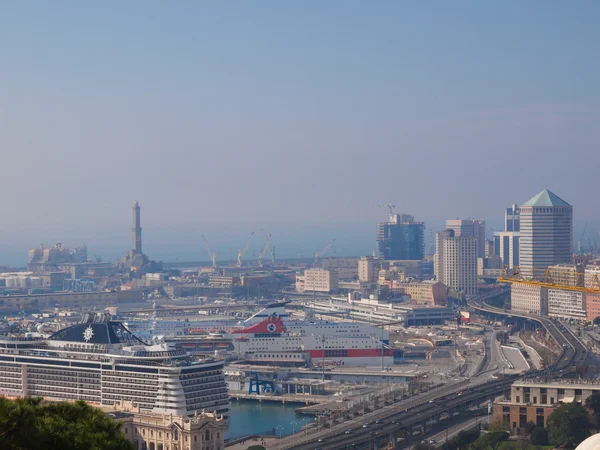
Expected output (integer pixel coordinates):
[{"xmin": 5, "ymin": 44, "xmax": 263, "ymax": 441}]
[{"xmin": 1, "ymin": 2, "xmax": 599, "ymax": 264}]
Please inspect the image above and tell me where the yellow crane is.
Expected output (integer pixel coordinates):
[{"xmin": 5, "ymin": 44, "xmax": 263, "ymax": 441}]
[
  {"xmin": 258, "ymin": 233, "xmax": 273, "ymax": 268},
  {"xmin": 237, "ymin": 232, "xmax": 255, "ymax": 267},
  {"xmin": 201, "ymin": 235, "xmax": 217, "ymax": 269}
]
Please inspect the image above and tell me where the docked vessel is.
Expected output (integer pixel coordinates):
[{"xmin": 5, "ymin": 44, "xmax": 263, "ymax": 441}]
[
  {"xmin": 0, "ymin": 312, "xmax": 229, "ymax": 417},
  {"xmin": 232, "ymin": 315, "xmax": 394, "ymax": 367}
]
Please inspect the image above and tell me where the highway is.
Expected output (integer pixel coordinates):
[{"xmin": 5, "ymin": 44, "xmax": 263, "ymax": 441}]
[
  {"xmin": 290, "ymin": 378, "xmax": 515, "ymax": 450},
  {"xmin": 273, "ymin": 288, "xmax": 584, "ymax": 450}
]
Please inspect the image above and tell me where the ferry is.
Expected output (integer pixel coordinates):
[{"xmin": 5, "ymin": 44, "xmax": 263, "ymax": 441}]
[{"xmin": 232, "ymin": 315, "xmax": 393, "ymax": 367}]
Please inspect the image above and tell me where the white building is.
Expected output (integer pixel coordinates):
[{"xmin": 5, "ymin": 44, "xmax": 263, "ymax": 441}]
[
  {"xmin": 494, "ymin": 231, "xmax": 520, "ymax": 269},
  {"xmin": 445, "ymin": 219, "xmax": 486, "ymax": 258},
  {"xmin": 296, "ymin": 268, "xmax": 338, "ymax": 293},
  {"xmin": 510, "ymin": 282, "xmax": 548, "ymax": 315},
  {"xmin": 434, "ymin": 229, "xmax": 453, "ymax": 282},
  {"xmin": 519, "ymin": 189, "xmax": 573, "ymax": 272},
  {"xmin": 548, "ymin": 288, "xmax": 586, "ymax": 320},
  {"xmin": 436, "ymin": 235, "xmax": 478, "ymax": 296}
]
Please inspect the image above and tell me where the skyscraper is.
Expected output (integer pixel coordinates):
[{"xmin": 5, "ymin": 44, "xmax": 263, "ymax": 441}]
[
  {"xmin": 445, "ymin": 219, "xmax": 486, "ymax": 258},
  {"xmin": 494, "ymin": 204, "xmax": 520, "ymax": 269},
  {"xmin": 504, "ymin": 204, "xmax": 520, "ymax": 232},
  {"xmin": 435, "ymin": 230, "xmax": 478, "ymax": 295},
  {"xmin": 519, "ymin": 189, "xmax": 573, "ymax": 272},
  {"xmin": 376, "ymin": 214, "xmax": 425, "ymax": 261}
]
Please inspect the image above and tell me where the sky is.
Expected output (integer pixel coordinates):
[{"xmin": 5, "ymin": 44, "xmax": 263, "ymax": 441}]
[{"xmin": 0, "ymin": 2, "xmax": 599, "ymax": 265}]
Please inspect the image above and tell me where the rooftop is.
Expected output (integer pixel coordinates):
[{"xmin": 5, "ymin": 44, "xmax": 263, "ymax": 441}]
[{"xmin": 522, "ymin": 189, "xmax": 571, "ymax": 207}]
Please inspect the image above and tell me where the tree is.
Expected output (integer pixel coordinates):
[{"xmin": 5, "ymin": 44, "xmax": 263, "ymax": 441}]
[
  {"xmin": 469, "ymin": 430, "xmax": 508, "ymax": 450},
  {"xmin": 593, "ymin": 316, "xmax": 600, "ymax": 326},
  {"xmin": 0, "ymin": 397, "xmax": 134, "ymax": 450},
  {"xmin": 547, "ymin": 402, "xmax": 592, "ymax": 449},
  {"xmin": 530, "ymin": 427, "xmax": 549, "ymax": 445},
  {"xmin": 585, "ymin": 391, "xmax": 600, "ymax": 427},
  {"xmin": 246, "ymin": 446, "xmax": 266, "ymax": 450}
]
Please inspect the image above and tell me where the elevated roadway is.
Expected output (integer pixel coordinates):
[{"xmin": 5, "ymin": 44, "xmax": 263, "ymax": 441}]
[{"xmin": 276, "ymin": 288, "xmax": 584, "ymax": 450}]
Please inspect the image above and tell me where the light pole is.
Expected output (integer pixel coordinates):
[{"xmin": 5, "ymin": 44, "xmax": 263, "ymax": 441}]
[{"xmin": 291, "ymin": 421, "xmax": 298, "ymax": 447}]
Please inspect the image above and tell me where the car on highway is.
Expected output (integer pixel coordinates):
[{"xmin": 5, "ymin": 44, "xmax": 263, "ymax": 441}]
[
  {"xmin": 344, "ymin": 430, "xmax": 352, "ymax": 434},
  {"xmin": 375, "ymin": 418, "xmax": 383, "ymax": 424},
  {"xmin": 429, "ymin": 439, "xmax": 437, "ymax": 444},
  {"xmin": 362, "ymin": 424, "xmax": 370, "ymax": 428},
  {"xmin": 317, "ymin": 438, "xmax": 325, "ymax": 443}
]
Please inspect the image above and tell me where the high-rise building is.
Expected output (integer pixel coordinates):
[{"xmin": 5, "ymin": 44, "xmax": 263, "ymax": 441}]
[
  {"xmin": 505, "ymin": 204, "xmax": 520, "ymax": 232},
  {"xmin": 494, "ymin": 204, "xmax": 521, "ymax": 269},
  {"xmin": 494, "ymin": 232, "xmax": 520, "ymax": 269},
  {"xmin": 434, "ymin": 229, "xmax": 454, "ymax": 281},
  {"xmin": 519, "ymin": 189, "xmax": 573, "ymax": 272},
  {"xmin": 435, "ymin": 231, "xmax": 478, "ymax": 295},
  {"xmin": 376, "ymin": 214, "xmax": 425, "ymax": 260},
  {"xmin": 445, "ymin": 219, "xmax": 486, "ymax": 258}
]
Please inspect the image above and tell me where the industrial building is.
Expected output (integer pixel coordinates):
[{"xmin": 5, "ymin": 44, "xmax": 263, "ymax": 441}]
[
  {"xmin": 376, "ymin": 214, "xmax": 425, "ymax": 261},
  {"xmin": 519, "ymin": 189, "xmax": 573, "ymax": 272}
]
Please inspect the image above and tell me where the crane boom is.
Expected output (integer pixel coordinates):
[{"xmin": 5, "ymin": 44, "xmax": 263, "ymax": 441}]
[
  {"xmin": 237, "ymin": 232, "xmax": 255, "ymax": 267},
  {"xmin": 258, "ymin": 233, "xmax": 272, "ymax": 267},
  {"xmin": 314, "ymin": 238, "xmax": 336, "ymax": 265},
  {"xmin": 201, "ymin": 235, "xmax": 217, "ymax": 269}
]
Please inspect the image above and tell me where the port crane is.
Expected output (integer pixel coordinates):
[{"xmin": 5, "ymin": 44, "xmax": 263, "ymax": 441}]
[
  {"xmin": 237, "ymin": 232, "xmax": 255, "ymax": 267},
  {"xmin": 258, "ymin": 233, "xmax": 275, "ymax": 267},
  {"xmin": 314, "ymin": 238, "xmax": 336, "ymax": 266},
  {"xmin": 201, "ymin": 235, "xmax": 217, "ymax": 269}
]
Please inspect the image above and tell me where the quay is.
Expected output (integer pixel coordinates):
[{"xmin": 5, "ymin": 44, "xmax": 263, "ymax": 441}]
[{"xmin": 229, "ymin": 390, "xmax": 324, "ymax": 406}]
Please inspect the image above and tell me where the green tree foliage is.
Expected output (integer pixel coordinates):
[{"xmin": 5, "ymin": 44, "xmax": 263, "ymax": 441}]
[
  {"xmin": 547, "ymin": 402, "xmax": 592, "ymax": 449},
  {"xmin": 0, "ymin": 396, "xmax": 133, "ymax": 450},
  {"xmin": 529, "ymin": 427, "xmax": 548, "ymax": 445},
  {"xmin": 442, "ymin": 428, "xmax": 481, "ymax": 450},
  {"xmin": 246, "ymin": 446, "xmax": 266, "ymax": 450},
  {"xmin": 469, "ymin": 430, "xmax": 508, "ymax": 450},
  {"xmin": 585, "ymin": 392, "xmax": 600, "ymax": 427}
]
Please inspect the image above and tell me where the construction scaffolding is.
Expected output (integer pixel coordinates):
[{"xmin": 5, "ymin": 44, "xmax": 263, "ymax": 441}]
[{"xmin": 498, "ymin": 266, "xmax": 600, "ymax": 293}]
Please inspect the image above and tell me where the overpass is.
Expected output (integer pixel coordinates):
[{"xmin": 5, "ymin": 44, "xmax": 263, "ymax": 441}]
[{"xmin": 273, "ymin": 288, "xmax": 584, "ymax": 450}]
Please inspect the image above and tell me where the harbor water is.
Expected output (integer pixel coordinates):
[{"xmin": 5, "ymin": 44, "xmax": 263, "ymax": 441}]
[{"xmin": 226, "ymin": 400, "xmax": 314, "ymax": 440}]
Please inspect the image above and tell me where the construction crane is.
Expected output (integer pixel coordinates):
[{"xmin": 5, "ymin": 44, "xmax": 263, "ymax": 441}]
[
  {"xmin": 314, "ymin": 238, "xmax": 336, "ymax": 266},
  {"xmin": 201, "ymin": 235, "xmax": 217, "ymax": 269},
  {"xmin": 237, "ymin": 232, "xmax": 255, "ymax": 267},
  {"xmin": 258, "ymin": 233, "xmax": 275, "ymax": 267},
  {"xmin": 376, "ymin": 203, "xmax": 396, "ymax": 215}
]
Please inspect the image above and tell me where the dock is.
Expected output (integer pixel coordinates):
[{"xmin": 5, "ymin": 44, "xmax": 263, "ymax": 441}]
[{"xmin": 229, "ymin": 390, "xmax": 324, "ymax": 406}]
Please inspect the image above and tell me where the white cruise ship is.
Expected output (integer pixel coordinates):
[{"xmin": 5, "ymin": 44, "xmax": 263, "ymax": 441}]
[{"xmin": 0, "ymin": 313, "xmax": 229, "ymax": 417}]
